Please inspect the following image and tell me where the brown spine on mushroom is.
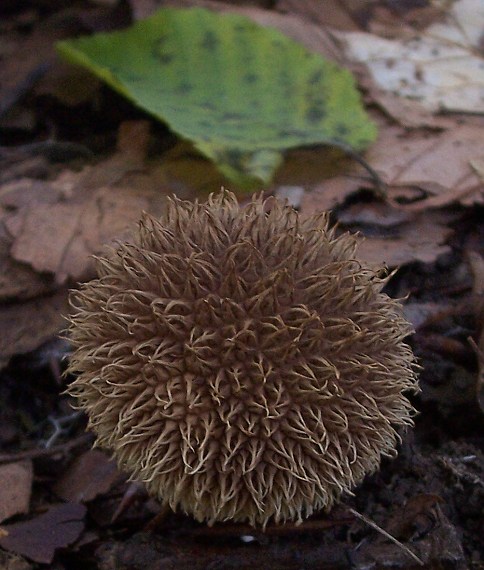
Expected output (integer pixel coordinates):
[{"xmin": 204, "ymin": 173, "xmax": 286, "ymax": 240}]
[{"xmin": 67, "ymin": 190, "xmax": 419, "ymax": 527}]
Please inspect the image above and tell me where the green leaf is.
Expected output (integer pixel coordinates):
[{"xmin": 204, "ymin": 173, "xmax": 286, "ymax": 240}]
[{"xmin": 57, "ymin": 7, "xmax": 377, "ymax": 189}]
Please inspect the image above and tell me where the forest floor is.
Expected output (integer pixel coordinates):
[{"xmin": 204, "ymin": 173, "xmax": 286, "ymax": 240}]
[{"xmin": 0, "ymin": 1, "xmax": 483, "ymax": 569}]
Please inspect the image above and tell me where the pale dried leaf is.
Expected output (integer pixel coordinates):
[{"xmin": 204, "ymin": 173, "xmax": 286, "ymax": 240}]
[{"xmin": 337, "ymin": 0, "xmax": 484, "ymax": 114}]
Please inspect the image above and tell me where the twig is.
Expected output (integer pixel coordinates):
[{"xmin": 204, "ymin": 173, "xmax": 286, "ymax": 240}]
[
  {"xmin": 348, "ymin": 507, "xmax": 424, "ymax": 566},
  {"xmin": 41, "ymin": 410, "xmax": 84, "ymax": 449},
  {"xmin": 0, "ymin": 433, "xmax": 94, "ymax": 465}
]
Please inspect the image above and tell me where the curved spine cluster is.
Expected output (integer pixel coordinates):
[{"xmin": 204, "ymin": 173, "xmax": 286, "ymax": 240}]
[{"xmin": 67, "ymin": 190, "xmax": 418, "ymax": 526}]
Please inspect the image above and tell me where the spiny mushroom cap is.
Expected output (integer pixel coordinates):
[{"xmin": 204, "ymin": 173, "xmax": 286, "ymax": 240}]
[{"xmin": 67, "ymin": 190, "xmax": 418, "ymax": 527}]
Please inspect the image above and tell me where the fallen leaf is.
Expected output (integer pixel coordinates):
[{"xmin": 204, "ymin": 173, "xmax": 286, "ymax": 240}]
[
  {"xmin": 363, "ymin": 124, "xmax": 484, "ymax": 208},
  {"xmin": 301, "ymin": 194, "xmax": 455, "ymax": 268},
  {"xmin": 355, "ymin": 225, "xmax": 451, "ymax": 267},
  {"xmin": 3, "ymin": 121, "xmax": 168, "ymax": 284},
  {"xmin": 0, "ymin": 223, "xmax": 58, "ymax": 301},
  {"xmin": 337, "ymin": 0, "xmax": 484, "ymax": 114},
  {"xmin": 58, "ymin": 7, "xmax": 376, "ymax": 188},
  {"xmin": 353, "ymin": 212, "xmax": 454, "ymax": 267},
  {"xmin": 337, "ymin": 201, "xmax": 412, "ymax": 227},
  {"xmin": 0, "ymin": 462, "xmax": 33, "ymax": 524},
  {"xmin": 300, "ymin": 176, "xmax": 364, "ymax": 212},
  {"xmin": 0, "ymin": 503, "xmax": 86, "ymax": 564},
  {"xmin": 364, "ymin": 87, "xmax": 455, "ymax": 129},
  {"xmin": 0, "ymin": 289, "xmax": 69, "ymax": 369},
  {"xmin": 277, "ymin": 0, "xmax": 360, "ymax": 31},
  {"xmin": 54, "ymin": 450, "xmax": 121, "ymax": 503}
]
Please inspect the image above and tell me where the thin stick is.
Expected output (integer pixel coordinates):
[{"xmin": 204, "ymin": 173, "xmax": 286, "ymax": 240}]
[
  {"xmin": 348, "ymin": 508, "xmax": 424, "ymax": 566},
  {"xmin": 0, "ymin": 433, "xmax": 94, "ymax": 465}
]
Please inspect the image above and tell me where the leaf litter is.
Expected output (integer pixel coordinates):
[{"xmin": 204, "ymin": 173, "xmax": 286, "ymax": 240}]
[
  {"xmin": 336, "ymin": 0, "xmax": 484, "ymax": 114},
  {"xmin": 0, "ymin": 0, "xmax": 483, "ymax": 568}
]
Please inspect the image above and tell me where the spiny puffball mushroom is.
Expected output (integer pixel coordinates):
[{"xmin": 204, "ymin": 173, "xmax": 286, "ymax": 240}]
[{"xmin": 67, "ymin": 190, "xmax": 418, "ymax": 527}]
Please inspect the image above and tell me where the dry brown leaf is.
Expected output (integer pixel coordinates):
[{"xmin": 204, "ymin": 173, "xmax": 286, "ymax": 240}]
[
  {"xmin": 277, "ymin": 0, "xmax": 360, "ymax": 31},
  {"xmin": 0, "ymin": 503, "xmax": 86, "ymax": 564},
  {"xmin": 5, "ymin": 186, "xmax": 156, "ymax": 284},
  {"xmin": 2, "ymin": 121, "xmax": 168, "ymax": 284},
  {"xmin": 363, "ymin": 124, "xmax": 484, "ymax": 208},
  {"xmin": 351, "ymin": 210, "xmax": 454, "ymax": 267},
  {"xmin": 0, "ymin": 289, "xmax": 69, "ymax": 368},
  {"xmin": 0, "ymin": 462, "xmax": 33, "ymax": 524},
  {"xmin": 300, "ymin": 177, "xmax": 363, "ymax": 213},
  {"xmin": 337, "ymin": 201, "xmax": 412, "ymax": 227},
  {"xmin": 387, "ymin": 494, "xmax": 444, "ymax": 541},
  {"xmin": 0, "ymin": 224, "xmax": 57, "ymax": 302},
  {"xmin": 54, "ymin": 450, "xmax": 121, "ymax": 503},
  {"xmin": 301, "ymin": 191, "xmax": 454, "ymax": 268},
  {"xmin": 356, "ymin": 222, "xmax": 451, "ymax": 267}
]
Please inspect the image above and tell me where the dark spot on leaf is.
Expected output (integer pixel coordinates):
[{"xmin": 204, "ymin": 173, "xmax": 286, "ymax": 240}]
[
  {"xmin": 176, "ymin": 82, "xmax": 193, "ymax": 95},
  {"xmin": 198, "ymin": 120, "xmax": 213, "ymax": 129},
  {"xmin": 244, "ymin": 73, "xmax": 258, "ymax": 84},
  {"xmin": 201, "ymin": 31, "xmax": 219, "ymax": 51},
  {"xmin": 159, "ymin": 53, "xmax": 174, "ymax": 65},
  {"xmin": 223, "ymin": 149, "xmax": 244, "ymax": 168},
  {"xmin": 151, "ymin": 36, "xmax": 174, "ymax": 64},
  {"xmin": 305, "ymin": 105, "xmax": 326, "ymax": 122},
  {"xmin": 125, "ymin": 74, "xmax": 142, "ymax": 83},
  {"xmin": 308, "ymin": 70, "xmax": 324, "ymax": 86},
  {"xmin": 201, "ymin": 101, "xmax": 216, "ymax": 111},
  {"xmin": 335, "ymin": 124, "xmax": 350, "ymax": 136},
  {"xmin": 223, "ymin": 112, "xmax": 244, "ymax": 121},
  {"xmin": 278, "ymin": 129, "xmax": 308, "ymax": 138},
  {"xmin": 154, "ymin": 35, "xmax": 168, "ymax": 49}
]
